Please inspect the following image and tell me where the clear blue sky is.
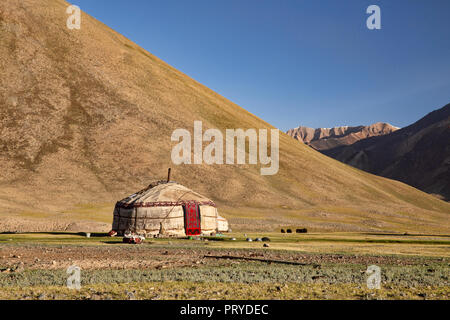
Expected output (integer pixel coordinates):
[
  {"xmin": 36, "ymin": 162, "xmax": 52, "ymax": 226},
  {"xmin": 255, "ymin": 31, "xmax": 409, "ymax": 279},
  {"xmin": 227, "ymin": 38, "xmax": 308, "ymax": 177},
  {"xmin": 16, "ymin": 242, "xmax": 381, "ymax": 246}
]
[{"xmin": 70, "ymin": 0, "xmax": 450, "ymax": 130}]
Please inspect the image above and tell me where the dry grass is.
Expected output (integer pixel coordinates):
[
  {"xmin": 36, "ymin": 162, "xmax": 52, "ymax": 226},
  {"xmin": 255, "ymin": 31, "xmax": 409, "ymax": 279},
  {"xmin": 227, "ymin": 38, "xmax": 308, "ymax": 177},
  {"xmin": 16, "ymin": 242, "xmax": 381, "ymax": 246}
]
[
  {"xmin": 0, "ymin": 0, "xmax": 449, "ymax": 235},
  {"xmin": 1, "ymin": 282, "xmax": 448, "ymax": 300},
  {"xmin": 1, "ymin": 231, "xmax": 449, "ymax": 257},
  {"xmin": 0, "ymin": 234, "xmax": 448, "ymax": 300}
]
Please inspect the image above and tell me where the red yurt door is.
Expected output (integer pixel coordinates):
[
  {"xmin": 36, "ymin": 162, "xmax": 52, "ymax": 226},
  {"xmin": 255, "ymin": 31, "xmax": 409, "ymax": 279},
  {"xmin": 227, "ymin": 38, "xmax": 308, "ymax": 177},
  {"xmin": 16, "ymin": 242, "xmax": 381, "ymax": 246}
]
[{"xmin": 183, "ymin": 202, "xmax": 201, "ymax": 236}]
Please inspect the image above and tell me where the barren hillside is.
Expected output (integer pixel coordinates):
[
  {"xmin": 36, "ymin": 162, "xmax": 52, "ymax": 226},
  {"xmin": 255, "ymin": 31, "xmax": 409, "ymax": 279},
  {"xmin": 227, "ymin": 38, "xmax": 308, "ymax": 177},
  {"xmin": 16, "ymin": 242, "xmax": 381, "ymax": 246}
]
[{"xmin": 0, "ymin": 0, "xmax": 449, "ymax": 233}]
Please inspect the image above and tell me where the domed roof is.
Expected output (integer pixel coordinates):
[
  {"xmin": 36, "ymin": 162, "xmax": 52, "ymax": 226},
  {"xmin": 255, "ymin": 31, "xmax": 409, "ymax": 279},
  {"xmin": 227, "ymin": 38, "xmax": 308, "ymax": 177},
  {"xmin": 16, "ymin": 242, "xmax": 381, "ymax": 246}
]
[{"xmin": 116, "ymin": 181, "xmax": 216, "ymax": 208}]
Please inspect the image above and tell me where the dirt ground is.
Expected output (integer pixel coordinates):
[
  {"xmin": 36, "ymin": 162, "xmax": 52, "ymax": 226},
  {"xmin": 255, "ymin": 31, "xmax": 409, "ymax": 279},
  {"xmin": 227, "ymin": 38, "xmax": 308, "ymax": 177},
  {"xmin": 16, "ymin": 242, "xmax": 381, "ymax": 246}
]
[
  {"xmin": 0, "ymin": 233, "xmax": 448, "ymax": 300},
  {"xmin": 0, "ymin": 216, "xmax": 111, "ymax": 233},
  {"xmin": 0, "ymin": 245, "xmax": 445, "ymax": 272}
]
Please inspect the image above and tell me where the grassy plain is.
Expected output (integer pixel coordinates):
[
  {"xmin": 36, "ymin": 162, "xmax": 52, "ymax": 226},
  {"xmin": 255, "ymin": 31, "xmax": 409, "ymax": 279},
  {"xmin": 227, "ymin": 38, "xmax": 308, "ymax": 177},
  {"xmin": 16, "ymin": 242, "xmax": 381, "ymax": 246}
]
[{"xmin": 0, "ymin": 232, "xmax": 448, "ymax": 300}]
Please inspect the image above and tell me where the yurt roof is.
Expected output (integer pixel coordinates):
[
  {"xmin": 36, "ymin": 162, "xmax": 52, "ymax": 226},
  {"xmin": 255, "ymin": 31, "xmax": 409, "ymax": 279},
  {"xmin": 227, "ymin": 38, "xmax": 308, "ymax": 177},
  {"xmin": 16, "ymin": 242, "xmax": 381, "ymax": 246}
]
[{"xmin": 116, "ymin": 181, "xmax": 216, "ymax": 208}]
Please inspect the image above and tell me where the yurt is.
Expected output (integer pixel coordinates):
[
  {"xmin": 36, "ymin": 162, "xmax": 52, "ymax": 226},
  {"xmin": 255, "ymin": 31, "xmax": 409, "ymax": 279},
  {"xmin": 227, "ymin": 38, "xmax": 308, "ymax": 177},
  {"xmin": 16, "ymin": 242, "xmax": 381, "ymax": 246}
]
[{"xmin": 112, "ymin": 179, "xmax": 229, "ymax": 237}]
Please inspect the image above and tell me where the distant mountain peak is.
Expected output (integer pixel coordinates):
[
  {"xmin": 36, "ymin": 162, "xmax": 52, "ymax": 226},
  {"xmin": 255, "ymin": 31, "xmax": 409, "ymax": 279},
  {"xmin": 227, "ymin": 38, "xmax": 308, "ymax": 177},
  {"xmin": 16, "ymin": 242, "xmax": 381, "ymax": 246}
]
[
  {"xmin": 287, "ymin": 104, "xmax": 450, "ymax": 201},
  {"xmin": 286, "ymin": 122, "xmax": 398, "ymax": 150}
]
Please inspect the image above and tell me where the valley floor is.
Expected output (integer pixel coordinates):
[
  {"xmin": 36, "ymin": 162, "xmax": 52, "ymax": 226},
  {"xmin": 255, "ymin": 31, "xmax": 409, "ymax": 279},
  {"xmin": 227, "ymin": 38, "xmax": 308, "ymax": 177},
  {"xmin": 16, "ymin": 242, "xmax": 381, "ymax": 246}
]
[{"xmin": 0, "ymin": 232, "xmax": 448, "ymax": 300}]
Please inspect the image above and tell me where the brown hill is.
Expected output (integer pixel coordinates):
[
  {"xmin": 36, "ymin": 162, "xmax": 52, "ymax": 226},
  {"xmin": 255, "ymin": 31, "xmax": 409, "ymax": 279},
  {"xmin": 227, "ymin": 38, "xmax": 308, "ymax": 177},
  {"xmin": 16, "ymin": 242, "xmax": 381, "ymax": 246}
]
[
  {"xmin": 0, "ymin": 0, "xmax": 449, "ymax": 233},
  {"xmin": 286, "ymin": 123, "xmax": 398, "ymax": 151},
  {"xmin": 323, "ymin": 104, "xmax": 450, "ymax": 201}
]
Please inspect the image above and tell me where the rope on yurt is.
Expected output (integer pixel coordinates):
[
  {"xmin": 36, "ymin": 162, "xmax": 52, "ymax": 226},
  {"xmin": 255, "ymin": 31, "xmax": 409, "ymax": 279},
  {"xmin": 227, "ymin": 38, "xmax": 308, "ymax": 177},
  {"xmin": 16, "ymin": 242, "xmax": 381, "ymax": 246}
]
[{"xmin": 159, "ymin": 190, "xmax": 194, "ymax": 223}]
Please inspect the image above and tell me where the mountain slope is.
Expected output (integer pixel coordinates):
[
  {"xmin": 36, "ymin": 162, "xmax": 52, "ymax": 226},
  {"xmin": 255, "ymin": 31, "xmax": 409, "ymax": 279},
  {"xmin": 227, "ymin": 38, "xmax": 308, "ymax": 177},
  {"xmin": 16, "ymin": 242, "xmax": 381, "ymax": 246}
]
[
  {"xmin": 323, "ymin": 104, "xmax": 450, "ymax": 201},
  {"xmin": 0, "ymin": 0, "xmax": 449, "ymax": 233},
  {"xmin": 286, "ymin": 123, "xmax": 398, "ymax": 151}
]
